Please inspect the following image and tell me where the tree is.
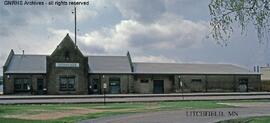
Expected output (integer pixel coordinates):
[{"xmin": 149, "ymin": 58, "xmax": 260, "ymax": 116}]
[{"xmin": 209, "ymin": 0, "xmax": 270, "ymax": 45}]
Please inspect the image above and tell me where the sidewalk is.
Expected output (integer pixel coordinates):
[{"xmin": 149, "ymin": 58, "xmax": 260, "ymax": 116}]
[
  {"xmin": 0, "ymin": 92, "xmax": 270, "ymax": 104},
  {"xmin": 1, "ymin": 92, "xmax": 270, "ymax": 99}
]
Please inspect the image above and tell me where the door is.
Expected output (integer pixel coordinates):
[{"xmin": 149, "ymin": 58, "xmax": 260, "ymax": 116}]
[
  {"xmin": 239, "ymin": 79, "xmax": 248, "ymax": 92},
  {"xmin": 109, "ymin": 78, "xmax": 121, "ymax": 94},
  {"xmin": 37, "ymin": 79, "xmax": 44, "ymax": 95},
  {"xmin": 90, "ymin": 79, "xmax": 100, "ymax": 94},
  {"xmin": 190, "ymin": 79, "xmax": 203, "ymax": 92},
  {"xmin": 153, "ymin": 80, "xmax": 164, "ymax": 94}
]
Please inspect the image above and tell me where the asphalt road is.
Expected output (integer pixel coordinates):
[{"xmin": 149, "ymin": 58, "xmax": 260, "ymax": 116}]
[{"xmin": 79, "ymin": 107, "xmax": 270, "ymax": 123}]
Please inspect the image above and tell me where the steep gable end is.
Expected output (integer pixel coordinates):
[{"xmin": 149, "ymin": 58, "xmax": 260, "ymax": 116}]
[{"xmin": 50, "ymin": 34, "xmax": 84, "ymax": 60}]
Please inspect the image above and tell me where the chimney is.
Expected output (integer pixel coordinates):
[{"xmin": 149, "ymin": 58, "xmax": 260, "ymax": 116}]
[
  {"xmin": 254, "ymin": 66, "xmax": 256, "ymax": 72},
  {"xmin": 22, "ymin": 50, "xmax": 24, "ymax": 56},
  {"xmin": 257, "ymin": 65, "xmax": 260, "ymax": 73}
]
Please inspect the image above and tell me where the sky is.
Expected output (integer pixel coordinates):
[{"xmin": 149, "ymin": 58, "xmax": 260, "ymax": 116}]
[{"xmin": 0, "ymin": 0, "xmax": 269, "ymax": 74}]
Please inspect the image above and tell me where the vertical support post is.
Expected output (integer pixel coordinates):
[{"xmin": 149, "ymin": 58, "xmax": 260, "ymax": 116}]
[
  {"xmin": 233, "ymin": 75, "xmax": 237, "ymax": 92},
  {"xmin": 74, "ymin": 6, "xmax": 77, "ymax": 46},
  {"xmin": 127, "ymin": 75, "xmax": 129, "ymax": 93},
  {"xmin": 205, "ymin": 74, "xmax": 208, "ymax": 92},
  {"xmin": 102, "ymin": 75, "xmax": 106, "ymax": 105},
  {"xmin": 103, "ymin": 85, "xmax": 106, "ymax": 105}
]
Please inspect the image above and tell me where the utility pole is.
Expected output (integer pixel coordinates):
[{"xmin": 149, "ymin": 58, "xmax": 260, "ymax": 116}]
[{"xmin": 72, "ymin": 6, "xmax": 77, "ymax": 46}]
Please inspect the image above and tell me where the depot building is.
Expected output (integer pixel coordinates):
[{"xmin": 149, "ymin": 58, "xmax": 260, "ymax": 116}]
[{"xmin": 2, "ymin": 34, "xmax": 261, "ymax": 95}]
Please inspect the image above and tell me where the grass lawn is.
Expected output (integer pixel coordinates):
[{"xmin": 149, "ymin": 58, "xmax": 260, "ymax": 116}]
[
  {"xmin": 0, "ymin": 100, "xmax": 231, "ymax": 123},
  {"xmin": 217, "ymin": 116, "xmax": 270, "ymax": 123},
  {"xmin": 1, "ymin": 99, "xmax": 269, "ymax": 123}
]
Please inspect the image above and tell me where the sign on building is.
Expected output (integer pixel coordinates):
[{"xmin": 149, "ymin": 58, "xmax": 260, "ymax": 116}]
[{"xmin": 55, "ymin": 63, "xmax": 80, "ymax": 68}]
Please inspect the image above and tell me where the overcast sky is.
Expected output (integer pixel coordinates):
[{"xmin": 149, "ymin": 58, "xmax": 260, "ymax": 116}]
[{"xmin": 0, "ymin": 0, "xmax": 269, "ymax": 74}]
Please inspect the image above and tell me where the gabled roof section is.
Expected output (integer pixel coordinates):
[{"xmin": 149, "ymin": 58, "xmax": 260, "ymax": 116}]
[
  {"xmin": 50, "ymin": 34, "xmax": 84, "ymax": 57},
  {"xmin": 3, "ymin": 49, "xmax": 14, "ymax": 67},
  {"xmin": 88, "ymin": 56, "xmax": 132, "ymax": 73},
  {"xmin": 133, "ymin": 63, "xmax": 258, "ymax": 75},
  {"xmin": 5, "ymin": 55, "xmax": 47, "ymax": 74}
]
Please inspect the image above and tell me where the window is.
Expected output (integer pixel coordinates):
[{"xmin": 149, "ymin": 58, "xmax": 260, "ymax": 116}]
[
  {"xmin": 140, "ymin": 79, "xmax": 149, "ymax": 83},
  {"xmin": 59, "ymin": 76, "xmax": 75, "ymax": 91},
  {"xmin": 239, "ymin": 78, "xmax": 248, "ymax": 84},
  {"xmin": 64, "ymin": 51, "xmax": 70, "ymax": 61},
  {"xmin": 109, "ymin": 78, "xmax": 120, "ymax": 86},
  {"xmin": 14, "ymin": 78, "xmax": 31, "ymax": 92},
  {"xmin": 191, "ymin": 79, "xmax": 202, "ymax": 83}
]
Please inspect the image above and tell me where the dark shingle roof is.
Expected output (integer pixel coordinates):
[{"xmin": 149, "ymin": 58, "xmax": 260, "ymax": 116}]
[
  {"xmin": 5, "ymin": 55, "xmax": 47, "ymax": 74},
  {"xmin": 133, "ymin": 62, "xmax": 258, "ymax": 75},
  {"xmin": 88, "ymin": 56, "xmax": 132, "ymax": 73}
]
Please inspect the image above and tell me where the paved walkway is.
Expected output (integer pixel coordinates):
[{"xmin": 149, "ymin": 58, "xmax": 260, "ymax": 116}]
[
  {"xmin": 1, "ymin": 92, "xmax": 270, "ymax": 104},
  {"xmin": 79, "ymin": 105, "xmax": 270, "ymax": 123},
  {"xmin": 1, "ymin": 92, "xmax": 270, "ymax": 99}
]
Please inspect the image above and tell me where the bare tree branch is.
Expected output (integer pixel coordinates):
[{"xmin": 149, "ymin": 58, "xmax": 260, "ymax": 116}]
[{"xmin": 209, "ymin": 0, "xmax": 270, "ymax": 44}]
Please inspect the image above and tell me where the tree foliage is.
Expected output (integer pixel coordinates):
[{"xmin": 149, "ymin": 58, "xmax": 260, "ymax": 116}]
[{"xmin": 209, "ymin": 0, "xmax": 270, "ymax": 45}]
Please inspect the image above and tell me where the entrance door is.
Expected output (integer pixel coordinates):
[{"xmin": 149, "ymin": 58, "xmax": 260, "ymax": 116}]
[
  {"xmin": 239, "ymin": 79, "xmax": 248, "ymax": 92},
  {"xmin": 37, "ymin": 79, "xmax": 44, "ymax": 95},
  {"xmin": 90, "ymin": 79, "xmax": 100, "ymax": 94},
  {"xmin": 153, "ymin": 80, "xmax": 164, "ymax": 94},
  {"xmin": 109, "ymin": 78, "xmax": 121, "ymax": 94}
]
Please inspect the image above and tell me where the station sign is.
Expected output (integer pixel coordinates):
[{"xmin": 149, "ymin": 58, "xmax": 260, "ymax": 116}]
[{"xmin": 55, "ymin": 63, "xmax": 80, "ymax": 68}]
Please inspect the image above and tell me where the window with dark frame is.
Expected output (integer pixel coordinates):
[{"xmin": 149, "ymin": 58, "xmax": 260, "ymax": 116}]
[
  {"xmin": 109, "ymin": 77, "xmax": 120, "ymax": 86},
  {"xmin": 64, "ymin": 51, "xmax": 70, "ymax": 61},
  {"xmin": 59, "ymin": 76, "xmax": 75, "ymax": 91},
  {"xmin": 14, "ymin": 78, "xmax": 31, "ymax": 92},
  {"xmin": 191, "ymin": 79, "xmax": 202, "ymax": 83},
  {"xmin": 140, "ymin": 79, "xmax": 149, "ymax": 83},
  {"xmin": 239, "ymin": 78, "xmax": 248, "ymax": 84}
]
